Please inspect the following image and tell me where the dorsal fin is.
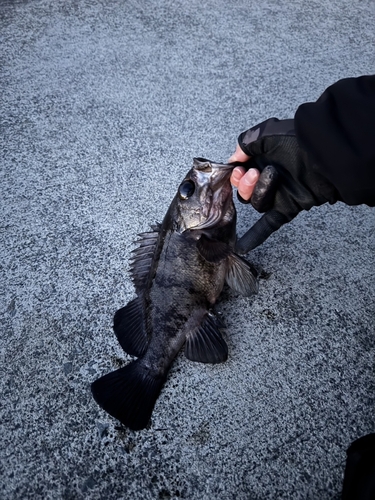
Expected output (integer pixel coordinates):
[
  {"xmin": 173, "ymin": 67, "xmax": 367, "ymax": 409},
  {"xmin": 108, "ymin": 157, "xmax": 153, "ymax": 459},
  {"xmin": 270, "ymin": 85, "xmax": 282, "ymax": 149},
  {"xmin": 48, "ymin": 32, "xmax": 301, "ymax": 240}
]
[
  {"xmin": 113, "ymin": 297, "xmax": 148, "ymax": 357},
  {"xmin": 130, "ymin": 224, "xmax": 161, "ymax": 292}
]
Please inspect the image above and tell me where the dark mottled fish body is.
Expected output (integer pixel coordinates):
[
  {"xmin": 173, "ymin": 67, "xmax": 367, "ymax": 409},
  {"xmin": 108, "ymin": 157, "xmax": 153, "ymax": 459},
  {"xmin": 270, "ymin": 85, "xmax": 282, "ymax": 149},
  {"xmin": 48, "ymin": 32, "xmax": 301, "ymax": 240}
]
[{"xmin": 91, "ymin": 158, "xmax": 258, "ymax": 430}]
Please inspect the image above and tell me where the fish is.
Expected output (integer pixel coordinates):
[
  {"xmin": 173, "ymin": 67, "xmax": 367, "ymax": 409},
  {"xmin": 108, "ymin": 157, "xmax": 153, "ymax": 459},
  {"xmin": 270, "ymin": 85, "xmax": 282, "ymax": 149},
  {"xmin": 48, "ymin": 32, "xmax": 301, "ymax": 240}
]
[{"xmin": 91, "ymin": 157, "xmax": 258, "ymax": 430}]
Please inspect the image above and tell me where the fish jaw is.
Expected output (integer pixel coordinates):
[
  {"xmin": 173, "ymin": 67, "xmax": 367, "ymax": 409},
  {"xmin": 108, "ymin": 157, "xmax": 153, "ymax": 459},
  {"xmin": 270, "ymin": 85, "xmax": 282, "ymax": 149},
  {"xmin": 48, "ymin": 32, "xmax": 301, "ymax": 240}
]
[
  {"xmin": 191, "ymin": 158, "xmax": 234, "ymax": 230},
  {"xmin": 172, "ymin": 158, "xmax": 236, "ymax": 234}
]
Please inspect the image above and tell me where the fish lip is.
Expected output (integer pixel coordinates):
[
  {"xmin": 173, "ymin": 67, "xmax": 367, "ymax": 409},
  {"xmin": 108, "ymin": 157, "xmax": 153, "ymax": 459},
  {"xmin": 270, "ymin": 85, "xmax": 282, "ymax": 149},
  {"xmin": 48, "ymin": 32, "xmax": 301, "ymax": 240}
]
[{"xmin": 193, "ymin": 157, "xmax": 234, "ymax": 174}]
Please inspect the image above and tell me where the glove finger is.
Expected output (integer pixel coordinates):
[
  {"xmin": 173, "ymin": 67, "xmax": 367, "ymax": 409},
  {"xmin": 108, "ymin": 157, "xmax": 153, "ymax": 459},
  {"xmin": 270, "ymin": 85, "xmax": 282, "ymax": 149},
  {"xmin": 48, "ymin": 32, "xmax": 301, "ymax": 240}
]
[
  {"xmin": 235, "ymin": 210, "xmax": 292, "ymax": 254},
  {"xmin": 251, "ymin": 165, "xmax": 279, "ymax": 213}
]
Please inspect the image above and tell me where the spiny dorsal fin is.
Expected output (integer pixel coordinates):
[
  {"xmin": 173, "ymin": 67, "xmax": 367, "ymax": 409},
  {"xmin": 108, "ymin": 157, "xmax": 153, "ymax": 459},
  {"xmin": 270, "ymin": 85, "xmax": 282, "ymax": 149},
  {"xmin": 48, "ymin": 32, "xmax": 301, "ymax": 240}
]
[
  {"xmin": 225, "ymin": 254, "xmax": 259, "ymax": 296},
  {"xmin": 130, "ymin": 224, "xmax": 161, "ymax": 292},
  {"xmin": 185, "ymin": 312, "xmax": 228, "ymax": 364}
]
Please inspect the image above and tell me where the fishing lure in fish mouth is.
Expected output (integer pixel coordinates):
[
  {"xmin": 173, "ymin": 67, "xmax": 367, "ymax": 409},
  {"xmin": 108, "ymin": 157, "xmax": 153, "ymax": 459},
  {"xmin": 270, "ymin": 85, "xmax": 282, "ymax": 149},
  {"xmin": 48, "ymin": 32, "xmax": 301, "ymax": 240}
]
[{"xmin": 91, "ymin": 158, "xmax": 258, "ymax": 430}]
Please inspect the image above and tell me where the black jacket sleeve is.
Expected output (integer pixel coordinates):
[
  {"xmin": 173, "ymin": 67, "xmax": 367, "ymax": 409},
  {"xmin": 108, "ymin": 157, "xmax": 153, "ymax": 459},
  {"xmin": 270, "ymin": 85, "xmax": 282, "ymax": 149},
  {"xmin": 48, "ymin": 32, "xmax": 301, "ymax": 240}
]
[{"xmin": 295, "ymin": 75, "xmax": 375, "ymax": 206}]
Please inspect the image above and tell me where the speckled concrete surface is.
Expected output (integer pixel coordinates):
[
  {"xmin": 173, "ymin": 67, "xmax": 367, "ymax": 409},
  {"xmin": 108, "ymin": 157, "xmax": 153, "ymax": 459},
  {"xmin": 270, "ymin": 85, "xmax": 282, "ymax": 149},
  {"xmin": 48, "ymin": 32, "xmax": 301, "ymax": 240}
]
[{"xmin": 1, "ymin": 0, "xmax": 374, "ymax": 498}]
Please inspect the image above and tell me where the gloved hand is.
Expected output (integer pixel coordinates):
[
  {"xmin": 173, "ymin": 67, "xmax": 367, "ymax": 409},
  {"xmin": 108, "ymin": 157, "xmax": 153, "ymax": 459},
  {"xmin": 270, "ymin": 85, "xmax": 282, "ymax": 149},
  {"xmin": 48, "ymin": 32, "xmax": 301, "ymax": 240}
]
[{"xmin": 230, "ymin": 118, "xmax": 340, "ymax": 254}]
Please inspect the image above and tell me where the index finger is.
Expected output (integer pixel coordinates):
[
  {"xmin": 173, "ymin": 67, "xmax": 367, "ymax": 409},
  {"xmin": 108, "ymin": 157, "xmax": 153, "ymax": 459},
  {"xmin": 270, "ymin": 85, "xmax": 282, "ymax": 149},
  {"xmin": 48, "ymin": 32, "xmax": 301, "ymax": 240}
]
[{"xmin": 230, "ymin": 166, "xmax": 246, "ymax": 188}]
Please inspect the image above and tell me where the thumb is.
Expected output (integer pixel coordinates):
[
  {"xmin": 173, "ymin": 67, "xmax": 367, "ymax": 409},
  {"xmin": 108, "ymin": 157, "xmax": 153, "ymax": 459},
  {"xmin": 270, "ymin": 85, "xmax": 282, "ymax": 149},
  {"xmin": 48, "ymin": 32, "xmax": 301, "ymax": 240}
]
[
  {"xmin": 235, "ymin": 210, "xmax": 293, "ymax": 253},
  {"xmin": 228, "ymin": 143, "xmax": 251, "ymax": 164}
]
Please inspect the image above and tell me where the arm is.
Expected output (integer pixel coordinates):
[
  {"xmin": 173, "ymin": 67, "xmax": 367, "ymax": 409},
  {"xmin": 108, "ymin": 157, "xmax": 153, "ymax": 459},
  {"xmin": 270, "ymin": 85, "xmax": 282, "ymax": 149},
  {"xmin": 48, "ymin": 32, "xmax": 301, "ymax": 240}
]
[
  {"xmin": 230, "ymin": 75, "xmax": 375, "ymax": 252},
  {"xmin": 296, "ymin": 75, "xmax": 375, "ymax": 206}
]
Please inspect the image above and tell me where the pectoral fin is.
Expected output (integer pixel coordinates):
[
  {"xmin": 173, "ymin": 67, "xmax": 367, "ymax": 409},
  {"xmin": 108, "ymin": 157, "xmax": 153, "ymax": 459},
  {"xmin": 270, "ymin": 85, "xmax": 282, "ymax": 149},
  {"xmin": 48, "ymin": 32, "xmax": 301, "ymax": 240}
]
[
  {"xmin": 185, "ymin": 312, "xmax": 228, "ymax": 364},
  {"xmin": 196, "ymin": 234, "xmax": 231, "ymax": 263},
  {"xmin": 225, "ymin": 254, "xmax": 259, "ymax": 296}
]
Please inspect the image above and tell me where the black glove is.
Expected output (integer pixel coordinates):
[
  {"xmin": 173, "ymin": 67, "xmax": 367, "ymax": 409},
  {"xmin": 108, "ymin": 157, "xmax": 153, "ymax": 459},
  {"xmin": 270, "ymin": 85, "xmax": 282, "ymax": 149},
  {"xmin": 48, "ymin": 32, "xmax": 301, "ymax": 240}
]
[{"xmin": 234, "ymin": 118, "xmax": 340, "ymax": 254}]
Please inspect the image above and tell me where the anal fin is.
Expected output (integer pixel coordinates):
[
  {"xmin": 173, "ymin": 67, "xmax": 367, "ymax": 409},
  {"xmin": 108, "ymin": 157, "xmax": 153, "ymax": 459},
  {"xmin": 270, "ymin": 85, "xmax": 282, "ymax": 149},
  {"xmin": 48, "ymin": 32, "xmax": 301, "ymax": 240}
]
[
  {"xmin": 225, "ymin": 253, "xmax": 259, "ymax": 296},
  {"xmin": 185, "ymin": 312, "xmax": 228, "ymax": 364},
  {"xmin": 113, "ymin": 297, "xmax": 148, "ymax": 357}
]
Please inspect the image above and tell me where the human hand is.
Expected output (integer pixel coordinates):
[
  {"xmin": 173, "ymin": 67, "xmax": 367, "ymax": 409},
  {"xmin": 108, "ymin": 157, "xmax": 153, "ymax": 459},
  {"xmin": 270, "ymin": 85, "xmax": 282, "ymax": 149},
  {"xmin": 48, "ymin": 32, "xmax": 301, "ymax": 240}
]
[
  {"xmin": 228, "ymin": 118, "xmax": 339, "ymax": 254},
  {"xmin": 229, "ymin": 143, "xmax": 260, "ymax": 202}
]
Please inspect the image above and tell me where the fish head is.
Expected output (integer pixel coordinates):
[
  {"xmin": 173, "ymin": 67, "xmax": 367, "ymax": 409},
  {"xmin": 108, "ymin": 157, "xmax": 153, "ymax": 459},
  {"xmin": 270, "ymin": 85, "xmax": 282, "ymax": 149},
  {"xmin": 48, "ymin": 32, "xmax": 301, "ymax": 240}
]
[{"xmin": 171, "ymin": 157, "xmax": 236, "ymax": 236}]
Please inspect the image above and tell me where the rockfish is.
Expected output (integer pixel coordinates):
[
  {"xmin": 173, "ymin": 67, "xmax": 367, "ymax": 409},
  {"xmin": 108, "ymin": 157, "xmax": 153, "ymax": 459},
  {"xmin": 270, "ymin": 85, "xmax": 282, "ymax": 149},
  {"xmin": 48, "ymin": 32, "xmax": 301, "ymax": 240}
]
[{"xmin": 91, "ymin": 158, "xmax": 258, "ymax": 430}]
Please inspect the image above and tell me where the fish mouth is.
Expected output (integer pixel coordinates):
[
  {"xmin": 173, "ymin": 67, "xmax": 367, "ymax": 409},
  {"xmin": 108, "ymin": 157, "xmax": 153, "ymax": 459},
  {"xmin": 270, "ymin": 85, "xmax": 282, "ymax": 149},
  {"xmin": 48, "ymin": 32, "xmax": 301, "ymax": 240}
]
[
  {"xmin": 189, "ymin": 158, "xmax": 234, "ymax": 231},
  {"xmin": 193, "ymin": 157, "xmax": 234, "ymax": 189},
  {"xmin": 193, "ymin": 157, "xmax": 234, "ymax": 174}
]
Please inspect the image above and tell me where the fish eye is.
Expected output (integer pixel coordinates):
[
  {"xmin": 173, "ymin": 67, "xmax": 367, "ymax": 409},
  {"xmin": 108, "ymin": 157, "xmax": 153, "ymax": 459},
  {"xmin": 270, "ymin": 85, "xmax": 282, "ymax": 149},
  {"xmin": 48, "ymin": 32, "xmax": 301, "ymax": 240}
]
[{"xmin": 178, "ymin": 180, "xmax": 195, "ymax": 200}]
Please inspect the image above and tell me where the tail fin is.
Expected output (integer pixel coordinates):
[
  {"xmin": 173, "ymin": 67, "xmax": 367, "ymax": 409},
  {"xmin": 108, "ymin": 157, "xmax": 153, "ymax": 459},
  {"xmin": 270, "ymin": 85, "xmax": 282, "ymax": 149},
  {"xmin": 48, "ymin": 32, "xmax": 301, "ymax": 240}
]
[{"xmin": 91, "ymin": 361, "xmax": 166, "ymax": 430}]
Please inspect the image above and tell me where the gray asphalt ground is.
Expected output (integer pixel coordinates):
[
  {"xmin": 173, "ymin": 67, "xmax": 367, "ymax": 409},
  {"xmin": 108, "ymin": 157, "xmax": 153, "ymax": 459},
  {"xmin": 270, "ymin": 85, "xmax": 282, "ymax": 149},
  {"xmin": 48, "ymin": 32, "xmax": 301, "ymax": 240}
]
[{"xmin": 1, "ymin": 0, "xmax": 374, "ymax": 498}]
